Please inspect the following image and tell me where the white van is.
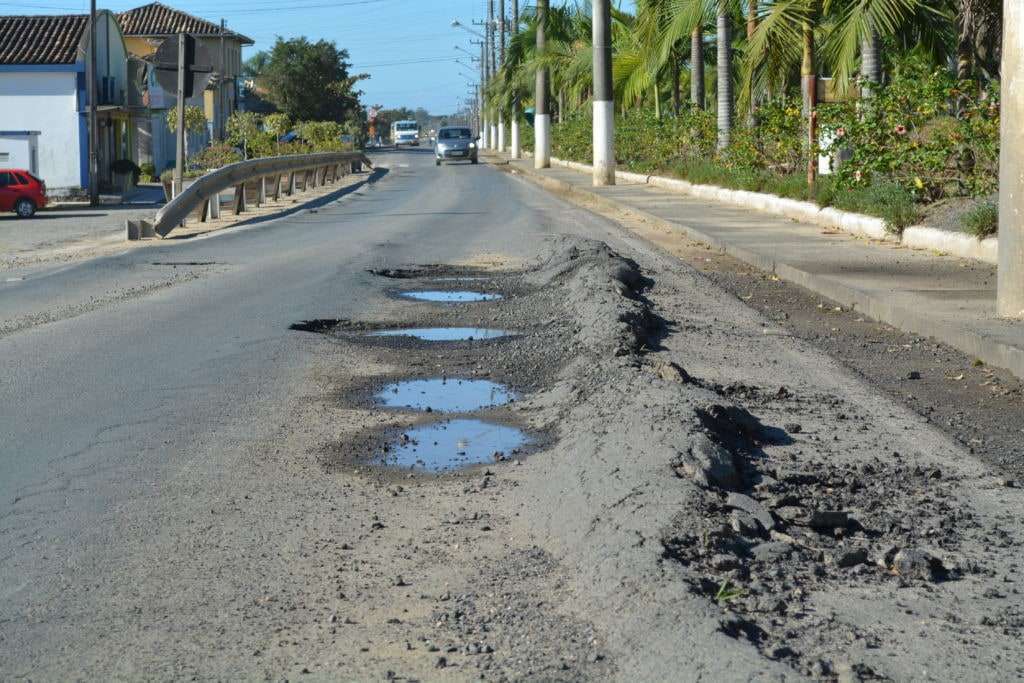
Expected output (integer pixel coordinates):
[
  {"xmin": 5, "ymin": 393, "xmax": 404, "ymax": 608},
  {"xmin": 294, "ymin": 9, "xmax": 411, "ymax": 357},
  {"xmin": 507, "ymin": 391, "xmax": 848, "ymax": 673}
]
[{"xmin": 391, "ymin": 120, "xmax": 419, "ymax": 147}]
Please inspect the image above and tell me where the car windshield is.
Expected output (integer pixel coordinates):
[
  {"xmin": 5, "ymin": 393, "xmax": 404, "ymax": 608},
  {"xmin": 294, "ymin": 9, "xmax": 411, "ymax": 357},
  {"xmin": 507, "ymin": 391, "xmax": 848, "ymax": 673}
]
[
  {"xmin": 396, "ymin": 122, "xmax": 417, "ymax": 131},
  {"xmin": 439, "ymin": 128, "xmax": 471, "ymax": 140}
]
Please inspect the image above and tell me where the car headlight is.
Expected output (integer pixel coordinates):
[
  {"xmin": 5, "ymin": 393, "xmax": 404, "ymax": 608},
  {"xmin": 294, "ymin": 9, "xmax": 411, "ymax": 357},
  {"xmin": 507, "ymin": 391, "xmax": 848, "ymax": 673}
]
[{"xmin": 469, "ymin": 143, "xmax": 476, "ymax": 149}]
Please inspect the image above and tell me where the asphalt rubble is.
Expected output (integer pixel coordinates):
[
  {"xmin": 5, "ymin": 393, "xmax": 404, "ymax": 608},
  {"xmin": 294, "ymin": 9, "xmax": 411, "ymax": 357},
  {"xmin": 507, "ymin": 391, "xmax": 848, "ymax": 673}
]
[{"xmin": 310, "ymin": 236, "xmax": 1024, "ymax": 681}]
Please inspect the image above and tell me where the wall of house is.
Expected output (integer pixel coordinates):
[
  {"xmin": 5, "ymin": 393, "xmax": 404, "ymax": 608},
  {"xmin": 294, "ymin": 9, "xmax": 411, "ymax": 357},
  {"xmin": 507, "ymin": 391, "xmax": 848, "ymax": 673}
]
[
  {"xmin": 0, "ymin": 70, "xmax": 82, "ymax": 190},
  {"xmin": 94, "ymin": 12, "xmax": 128, "ymax": 105},
  {"xmin": 0, "ymin": 133, "xmax": 39, "ymax": 173}
]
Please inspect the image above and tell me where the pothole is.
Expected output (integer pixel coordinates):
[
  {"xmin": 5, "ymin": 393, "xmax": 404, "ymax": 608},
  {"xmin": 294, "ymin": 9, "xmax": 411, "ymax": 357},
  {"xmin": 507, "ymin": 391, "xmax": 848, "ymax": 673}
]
[
  {"xmin": 376, "ymin": 419, "xmax": 528, "ymax": 472},
  {"xmin": 376, "ymin": 378, "xmax": 515, "ymax": 412},
  {"xmin": 290, "ymin": 319, "xmax": 342, "ymax": 333},
  {"xmin": 368, "ymin": 327, "xmax": 511, "ymax": 341},
  {"xmin": 398, "ymin": 290, "xmax": 503, "ymax": 303}
]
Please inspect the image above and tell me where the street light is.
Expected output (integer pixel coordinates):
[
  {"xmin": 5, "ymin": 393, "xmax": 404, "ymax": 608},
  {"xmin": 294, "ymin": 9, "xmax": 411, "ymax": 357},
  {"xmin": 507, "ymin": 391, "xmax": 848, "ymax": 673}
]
[{"xmin": 454, "ymin": 45, "xmax": 479, "ymax": 61}]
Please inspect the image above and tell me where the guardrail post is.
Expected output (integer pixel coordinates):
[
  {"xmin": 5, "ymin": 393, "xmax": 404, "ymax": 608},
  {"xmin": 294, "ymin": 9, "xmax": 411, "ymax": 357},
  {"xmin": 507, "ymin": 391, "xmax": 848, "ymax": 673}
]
[
  {"xmin": 234, "ymin": 183, "xmax": 246, "ymax": 214},
  {"xmin": 272, "ymin": 174, "xmax": 281, "ymax": 200},
  {"xmin": 334, "ymin": 163, "xmax": 340, "ymax": 181},
  {"xmin": 258, "ymin": 177, "xmax": 267, "ymax": 205},
  {"xmin": 200, "ymin": 199, "xmax": 209, "ymax": 223},
  {"xmin": 287, "ymin": 172, "xmax": 295, "ymax": 196},
  {"xmin": 209, "ymin": 190, "xmax": 221, "ymax": 219}
]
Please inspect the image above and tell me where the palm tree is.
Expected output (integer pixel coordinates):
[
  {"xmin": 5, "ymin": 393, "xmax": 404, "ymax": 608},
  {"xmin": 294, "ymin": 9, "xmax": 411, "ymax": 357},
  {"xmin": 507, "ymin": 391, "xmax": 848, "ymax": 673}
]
[{"xmin": 717, "ymin": 3, "xmax": 733, "ymax": 148}]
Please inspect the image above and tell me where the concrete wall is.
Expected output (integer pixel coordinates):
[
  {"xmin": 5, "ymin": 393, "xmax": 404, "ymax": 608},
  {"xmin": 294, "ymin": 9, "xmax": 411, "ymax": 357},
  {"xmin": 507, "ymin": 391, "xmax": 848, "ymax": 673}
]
[{"xmin": 0, "ymin": 70, "xmax": 82, "ymax": 190}]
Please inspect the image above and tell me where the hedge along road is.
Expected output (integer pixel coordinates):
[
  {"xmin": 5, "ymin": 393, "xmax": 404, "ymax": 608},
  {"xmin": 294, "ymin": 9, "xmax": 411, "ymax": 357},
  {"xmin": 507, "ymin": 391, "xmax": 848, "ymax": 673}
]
[{"xmin": 2, "ymin": 146, "xmax": 1023, "ymax": 679}]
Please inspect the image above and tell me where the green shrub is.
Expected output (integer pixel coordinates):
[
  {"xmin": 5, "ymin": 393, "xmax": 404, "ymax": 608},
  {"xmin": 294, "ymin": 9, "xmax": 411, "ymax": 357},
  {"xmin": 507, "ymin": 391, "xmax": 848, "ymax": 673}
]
[
  {"xmin": 828, "ymin": 180, "xmax": 919, "ymax": 234},
  {"xmin": 191, "ymin": 142, "xmax": 243, "ymax": 171},
  {"xmin": 961, "ymin": 202, "xmax": 998, "ymax": 238}
]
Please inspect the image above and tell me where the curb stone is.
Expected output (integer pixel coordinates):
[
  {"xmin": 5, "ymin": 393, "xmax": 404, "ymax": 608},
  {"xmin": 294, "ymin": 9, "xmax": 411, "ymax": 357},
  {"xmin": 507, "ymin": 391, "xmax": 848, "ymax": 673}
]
[{"xmin": 535, "ymin": 156, "xmax": 996, "ymax": 264}]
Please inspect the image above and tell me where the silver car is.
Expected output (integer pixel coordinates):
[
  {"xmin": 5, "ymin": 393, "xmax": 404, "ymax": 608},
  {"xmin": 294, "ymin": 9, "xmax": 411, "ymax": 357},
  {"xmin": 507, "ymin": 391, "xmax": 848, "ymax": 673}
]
[{"xmin": 434, "ymin": 126, "xmax": 478, "ymax": 165}]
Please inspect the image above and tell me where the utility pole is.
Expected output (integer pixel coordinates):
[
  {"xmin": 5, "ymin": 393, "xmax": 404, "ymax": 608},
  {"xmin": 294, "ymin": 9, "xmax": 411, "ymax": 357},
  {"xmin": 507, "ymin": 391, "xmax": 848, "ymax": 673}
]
[
  {"xmin": 997, "ymin": 0, "xmax": 1023, "ymax": 317},
  {"xmin": 479, "ymin": 38, "xmax": 489, "ymax": 148},
  {"xmin": 87, "ymin": 0, "xmax": 98, "ymax": 206},
  {"xmin": 220, "ymin": 19, "xmax": 226, "ymax": 139},
  {"xmin": 488, "ymin": 0, "xmax": 497, "ymax": 150},
  {"xmin": 174, "ymin": 32, "xmax": 186, "ymax": 198},
  {"xmin": 510, "ymin": 0, "xmax": 521, "ymax": 159},
  {"xmin": 534, "ymin": 0, "xmax": 550, "ymax": 168},
  {"xmin": 497, "ymin": 0, "xmax": 505, "ymax": 153},
  {"xmin": 592, "ymin": 0, "xmax": 614, "ymax": 185}
]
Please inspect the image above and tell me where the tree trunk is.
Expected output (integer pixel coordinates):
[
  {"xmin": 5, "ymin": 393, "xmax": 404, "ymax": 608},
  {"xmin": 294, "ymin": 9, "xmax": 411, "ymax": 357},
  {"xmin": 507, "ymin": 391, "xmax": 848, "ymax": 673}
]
[
  {"xmin": 747, "ymin": 0, "xmax": 758, "ymax": 124},
  {"xmin": 691, "ymin": 27, "xmax": 705, "ymax": 109},
  {"xmin": 672, "ymin": 48, "xmax": 681, "ymax": 115},
  {"xmin": 716, "ymin": 5, "xmax": 732, "ymax": 149},
  {"xmin": 861, "ymin": 29, "xmax": 881, "ymax": 97},
  {"xmin": 654, "ymin": 77, "xmax": 661, "ymax": 119},
  {"xmin": 802, "ymin": 3, "xmax": 819, "ymax": 187},
  {"xmin": 957, "ymin": 0, "xmax": 976, "ymax": 81}
]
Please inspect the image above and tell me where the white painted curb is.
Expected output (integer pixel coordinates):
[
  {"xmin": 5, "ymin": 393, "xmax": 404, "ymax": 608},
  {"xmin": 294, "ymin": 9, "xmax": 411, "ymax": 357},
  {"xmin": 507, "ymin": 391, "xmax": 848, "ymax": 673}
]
[{"xmin": 542, "ymin": 156, "xmax": 997, "ymax": 265}]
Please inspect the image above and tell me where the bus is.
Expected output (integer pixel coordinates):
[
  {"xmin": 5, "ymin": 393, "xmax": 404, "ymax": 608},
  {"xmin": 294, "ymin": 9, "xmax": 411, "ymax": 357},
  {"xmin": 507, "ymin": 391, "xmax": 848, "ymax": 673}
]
[{"xmin": 391, "ymin": 120, "xmax": 420, "ymax": 147}]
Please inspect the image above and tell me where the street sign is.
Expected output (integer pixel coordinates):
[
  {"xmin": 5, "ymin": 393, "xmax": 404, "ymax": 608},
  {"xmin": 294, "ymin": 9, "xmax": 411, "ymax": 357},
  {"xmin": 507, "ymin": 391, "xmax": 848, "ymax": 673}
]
[{"xmin": 153, "ymin": 34, "xmax": 214, "ymax": 98}]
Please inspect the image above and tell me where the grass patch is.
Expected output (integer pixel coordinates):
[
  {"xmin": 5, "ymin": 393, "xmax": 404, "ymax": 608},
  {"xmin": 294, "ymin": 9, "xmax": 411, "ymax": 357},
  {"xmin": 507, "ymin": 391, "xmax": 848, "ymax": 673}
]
[
  {"xmin": 961, "ymin": 202, "xmax": 998, "ymax": 239},
  {"xmin": 821, "ymin": 179, "xmax": 919, "ymax": 234}
]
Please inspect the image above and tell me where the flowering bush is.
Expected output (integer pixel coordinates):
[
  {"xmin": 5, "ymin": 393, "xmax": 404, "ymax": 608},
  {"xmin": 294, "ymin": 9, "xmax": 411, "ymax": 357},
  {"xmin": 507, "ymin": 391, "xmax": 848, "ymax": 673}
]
[{"xmin": 820, "ymin": 57, "xmax": 1000, "ymax": 202}]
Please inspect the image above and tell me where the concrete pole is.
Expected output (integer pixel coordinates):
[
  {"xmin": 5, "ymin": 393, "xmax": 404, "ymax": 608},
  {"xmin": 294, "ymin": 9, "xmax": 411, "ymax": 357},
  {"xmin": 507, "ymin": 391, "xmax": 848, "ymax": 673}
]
[
  {"xmin": 497, "ymin": 0, "xmax": 506, "ymax": 152},
  {"xmin": 592, "ymin": 0, "xmax": 615, "ymax": 186},
  {"xmin": 488, "ymin": 0, "xmax": 498, "ymax": 150},
  {"xmin": 510, "ymin": 0, "xmax": 521, "ymax": 159},
  {"xmin": 480, "ymin": 40, "xmax": 490, "ymax": 148},
  {"xmin": 997, "ymin": 0, "xmax": 1024, "ymax": 317},
  {"xmin": 534, "ymin": 0, "xmax": 551, "ymax": 168},
  {"xmin": 174, "ymin": 33, "xmax": 186, "ymax": 197},
  {"xmin": 87, "ymin": 0, "xmax": 99, "ymax": 205}
]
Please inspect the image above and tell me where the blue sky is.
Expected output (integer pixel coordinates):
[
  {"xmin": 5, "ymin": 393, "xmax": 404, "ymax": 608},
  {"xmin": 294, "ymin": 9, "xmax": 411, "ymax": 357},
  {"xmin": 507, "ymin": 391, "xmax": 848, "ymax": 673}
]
[{"xmin": 17, "ymin": 0, "xmax": 633, "ymax": 113}]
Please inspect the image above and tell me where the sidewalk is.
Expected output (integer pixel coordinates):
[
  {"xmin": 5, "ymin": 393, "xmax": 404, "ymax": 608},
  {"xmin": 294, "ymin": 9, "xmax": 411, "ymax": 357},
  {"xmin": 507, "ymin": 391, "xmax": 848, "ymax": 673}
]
[{"xmin": 503, "ymin": 157, "xmax": 1024, "ymax": 379}]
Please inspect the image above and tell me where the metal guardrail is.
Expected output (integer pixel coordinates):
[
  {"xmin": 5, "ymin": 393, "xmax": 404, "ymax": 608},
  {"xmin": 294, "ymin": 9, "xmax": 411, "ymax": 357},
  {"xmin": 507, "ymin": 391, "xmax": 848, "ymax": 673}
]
[{"xmin": 127, "ymin": 150, "xmax": 372, "ymax": 239}]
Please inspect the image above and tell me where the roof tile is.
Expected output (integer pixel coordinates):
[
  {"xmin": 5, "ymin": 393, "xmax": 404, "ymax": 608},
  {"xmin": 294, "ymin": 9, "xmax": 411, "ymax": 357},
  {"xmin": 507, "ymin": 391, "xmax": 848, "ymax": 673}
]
[
  {"xmin": 116, "ymin": 3, "xmax": 253, "ymax": 44},
  {"xmin": 0, "ymin": 14, "xmax": 88, "ymax": 65}
]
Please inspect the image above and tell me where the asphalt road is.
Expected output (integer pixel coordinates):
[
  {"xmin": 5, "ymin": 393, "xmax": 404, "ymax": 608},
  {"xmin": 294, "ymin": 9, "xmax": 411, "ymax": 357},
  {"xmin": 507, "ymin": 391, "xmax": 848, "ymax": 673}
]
[
  {"xmin": 0, "ymin": 151, "xmax": 535, "ymax": 528},
  {"xmin": 4, "ymin": 147, "xmax": 1022, "ymax": 680},
  {"xmin": 0, "ymin": 148, "xmax": 613, "ymax": 676}
]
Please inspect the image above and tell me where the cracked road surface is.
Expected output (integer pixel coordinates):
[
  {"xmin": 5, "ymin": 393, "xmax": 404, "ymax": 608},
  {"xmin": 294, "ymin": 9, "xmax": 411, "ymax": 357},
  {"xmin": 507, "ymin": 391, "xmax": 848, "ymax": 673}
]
[{"xmin": 2, "ymin": 148, "xmax": 1023, "ymax": 681}]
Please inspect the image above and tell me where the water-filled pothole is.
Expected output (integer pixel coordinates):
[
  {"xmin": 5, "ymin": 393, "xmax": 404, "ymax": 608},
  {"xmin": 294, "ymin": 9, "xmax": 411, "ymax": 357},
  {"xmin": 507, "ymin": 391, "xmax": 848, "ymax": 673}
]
[
  {"xmin": 378, "ymin": 419, "xmax": 528, "ymax": 471},
  {"xmin": 399, "ymin": 290, "xmax": 502, "ymax": 303},
  {"xmin": 291, "ymin": 319, "xmax": 342, "ymax": 333},
  {"xmin": 368, "ymin": 327, "xmax": 510, "ymax": 341},
  {"xmin": 376, "ymin": 378, "xmax": 514, "ymax": 412}
]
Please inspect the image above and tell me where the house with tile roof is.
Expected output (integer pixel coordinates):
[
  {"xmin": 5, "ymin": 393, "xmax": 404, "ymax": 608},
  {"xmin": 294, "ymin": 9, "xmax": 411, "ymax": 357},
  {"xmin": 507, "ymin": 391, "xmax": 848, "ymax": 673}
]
[
  {"xmin": 116, "ymin": 3, "xmax": 254, "ymax": 173},
  {"xmin": 0, "ymin": 11, "xmax": 133, "ymax": 193}
]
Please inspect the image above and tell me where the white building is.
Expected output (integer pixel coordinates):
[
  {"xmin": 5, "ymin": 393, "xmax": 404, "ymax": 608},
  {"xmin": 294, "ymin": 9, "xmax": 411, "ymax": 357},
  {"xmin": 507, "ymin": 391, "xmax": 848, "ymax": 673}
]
[{"xmin": 0, "ymin": 11, "xmax": 131, "ymax": 195}]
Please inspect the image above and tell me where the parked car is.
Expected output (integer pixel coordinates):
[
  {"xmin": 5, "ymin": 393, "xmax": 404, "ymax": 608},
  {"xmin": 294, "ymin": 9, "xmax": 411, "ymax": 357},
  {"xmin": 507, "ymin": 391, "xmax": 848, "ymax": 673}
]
[
  {"xmin": 434, "ymin": 126, "xmax": 478, "ymax": 165},
  {"xmin": 0, "ymin": 169, "xmax": 47, "ymax": 218}
]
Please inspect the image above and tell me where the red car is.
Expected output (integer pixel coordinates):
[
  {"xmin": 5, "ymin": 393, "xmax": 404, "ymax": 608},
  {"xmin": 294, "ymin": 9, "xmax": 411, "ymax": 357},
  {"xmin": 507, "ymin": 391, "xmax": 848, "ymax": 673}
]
[{"xmin": 0, "ymin": 169, "xmax": 47, "ymax": 218}]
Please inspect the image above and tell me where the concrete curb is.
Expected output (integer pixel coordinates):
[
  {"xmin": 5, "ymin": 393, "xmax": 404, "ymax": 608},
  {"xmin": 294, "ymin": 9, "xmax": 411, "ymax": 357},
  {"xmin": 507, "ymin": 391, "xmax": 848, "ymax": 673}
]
[
  {"xmin": 502, "ymin": 160, "xmax": 1024, "ymax": 380},
  {"xmin": 541, "ymin": 156, "xmax": 997, "ymax": 264}
]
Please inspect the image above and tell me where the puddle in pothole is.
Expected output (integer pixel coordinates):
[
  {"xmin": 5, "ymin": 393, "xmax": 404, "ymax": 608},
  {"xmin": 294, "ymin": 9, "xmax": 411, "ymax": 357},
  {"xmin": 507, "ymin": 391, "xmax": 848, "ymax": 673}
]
[
  {"xmin": 376, "ymin": 378, "xmax": 514, "ymax": 412},
  {"xmin": 378, "ymin": 419, "xmax": 528, "ymax": 471},
  {"xmin": 291, "ymin": 319, "xmax": 342, "ymax": 333},
  {"xmin": 399, "ymin": 290, "xmax": 502, "ymax": 303},
  {"xmin": 368, "ymin": 327, "xmax": 510, "ymax": 341}
]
